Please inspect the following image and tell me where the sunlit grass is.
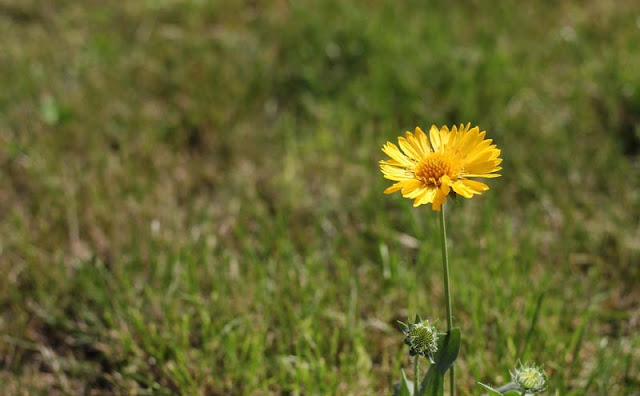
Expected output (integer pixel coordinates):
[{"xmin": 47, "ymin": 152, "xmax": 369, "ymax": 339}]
[{"xmin": 0, "ymin": 1, "xmax": 638, "ymax": 394}]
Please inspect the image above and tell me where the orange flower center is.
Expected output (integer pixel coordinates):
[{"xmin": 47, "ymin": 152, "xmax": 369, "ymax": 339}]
[{"xmin": 415, "ymin": 152, "xmax": 461, "ymax": 186}]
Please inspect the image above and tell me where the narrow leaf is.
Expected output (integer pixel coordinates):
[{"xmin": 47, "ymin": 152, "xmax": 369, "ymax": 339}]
[
  {"xmin": 392, "ymin": 369, "xmax": 414, "ymax": 396},
  {"xmin": 435, "ymin": 328, "xmax": 461, "ymax": 374},
  {"xmin": 418, "ymin": 365, "xmax": 444, "ymax": 396},
  {"xmin": 496, "ymin": 382, "xmax": 519, "ymax": 393},
  {"xmin": 478, "ymin": 382, "xmax": 502, "ymax": 395},
  {"xmin": 417, "ymin": 328, "xmax": 461, "ymax": 396}
]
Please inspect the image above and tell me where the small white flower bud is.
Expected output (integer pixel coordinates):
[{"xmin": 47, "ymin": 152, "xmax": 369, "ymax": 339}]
[
  {"xmin": 511, "ymin": 362, "xmax": 547, "ymax": 394},
  {"xmin": 400, "ymin": 316, "xmax": 438, "ymax": 362}
]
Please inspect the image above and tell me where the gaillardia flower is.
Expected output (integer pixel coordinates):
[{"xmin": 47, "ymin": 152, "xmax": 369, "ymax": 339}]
[{"xmin": 380, "ymin": 123, "xmax": 502, "ymax": 211}]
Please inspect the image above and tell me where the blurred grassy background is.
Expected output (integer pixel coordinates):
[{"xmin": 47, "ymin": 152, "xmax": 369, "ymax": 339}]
[{"xmin": 1, "ymin": 0, "xmax": 639, "ymax": 395}]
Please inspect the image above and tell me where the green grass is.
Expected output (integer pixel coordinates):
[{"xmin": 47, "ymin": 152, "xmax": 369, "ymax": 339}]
[{"xmin": 1, "ymin": 0, "xmax": 639, "ymax": 394}]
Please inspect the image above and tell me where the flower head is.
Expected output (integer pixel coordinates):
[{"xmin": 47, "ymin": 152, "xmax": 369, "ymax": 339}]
[
  {"xmin": 399, "ymin": 315, "xmax": 439, "ymax": 363},
  {"xmin": 511, "ymin": 362, "xmax": 547, "ymax": 394},
  {"xmin": 380, "ymin": 123, "xmax": 502, "ymax": 211}
]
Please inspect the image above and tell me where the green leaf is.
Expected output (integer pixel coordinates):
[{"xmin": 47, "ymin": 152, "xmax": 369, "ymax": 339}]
[
  {"xmin": 479, "ymin": 382, "xmax": 524, "ymax": 395},
  {"xmin": 392, "ymin": 369, "xmax": 414, "ymax": 396},
  {"xmin": 496, "ymin": 382, "xmax": 520, "ymax": 394},
  {"xmin": 418, "ymin": 364, "xmax": 443, "ymax": 396},
  {"xmin": 418, "ymin": 328, "xmax": 461, "ymax": 396},
  {"xmin": 478, "ymin": 382, "xmax": 502, "ymax": 395},
  {"xmin": 435, "ymin": 328, "xmax": 461, "ymax": 374}
]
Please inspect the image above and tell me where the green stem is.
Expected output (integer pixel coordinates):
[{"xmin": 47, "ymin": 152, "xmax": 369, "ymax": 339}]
[
  {"xmin": 414, "ymin": 355, "xmax": 420, "ymax": 395},
  {"xmin": 438, "ymin": 205, "xmax": 454, "ymax": 396}
]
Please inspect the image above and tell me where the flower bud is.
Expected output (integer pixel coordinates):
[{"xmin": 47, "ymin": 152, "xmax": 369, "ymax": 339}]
[
  {"xmin": 511, "ymin": 362, "xmax": 547, "ymax": 394},
  {"xmin": 399, "ymin": 315, "xmax": 438, "ymax": 363}
]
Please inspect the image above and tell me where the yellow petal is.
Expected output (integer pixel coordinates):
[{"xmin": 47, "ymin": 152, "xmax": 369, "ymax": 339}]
[
  {"xmin": 463, "ymin": 173, "xmax": 502, "ymax": 178},
  {"xmin": 429, "ymin": 125, "xmax": 442, "ymax": 152},
  {"xmin": 401, "ymin": 187, "xmax": 420, "ymax": 201},
  {"xmin": 440, "ymin": 175, "xmax": 452, "ymax": 195},
  {"xmin": 431, "ymin": 188, "xmax": 447, "ymax": 211},
  {"xmin": 414, "ymin": 127, "xmax": 432, "ymax": 154},
  {"xmin": 384, "ymin": 179, "xmax": 422, "ymax": 195},
  {"xmin": 450, "ymin": 180, "xmax": 474, "ymax": 198},
  {"xmin": 384, "ymin": 182, "xmax": 404, "ymax": 194},
  {"xmin": 405, "ymin": 130, "xmax": 429, "ymax": 158},
  {"xmin": 398, "ymin": 136, "xmax": 422, "ymax": 161},
  {"xmin": 439, "ymin": 125, "xmax": 452, "ymax": 149},
  {"xmin": 458, "ymin": 129, "xmax": 484, "ymax": 155},
  {"xmin": 464, "ymin": 160, "xmax": 502, "ymax": 176},
  {"xmin": 416, "ymin": 188, "xmax": 437, "ymax": 206},
  {"xmin": 461, "ymin": 179, "xmax": 490, "ymax": 194},
  {"xmin": 380, "ymin": 164, "xmax": 414, "ymax": 181},
  {"xmin": 468, "ymin": 150, "xmax": 501, "ymax": 167},
  {"xmin": 379, "ymin": 159, "xmax": 403, "ymax": 166},
  {"xmin": 382, "ymin": 142, "xmax": 413, "ymax": 167},
  {"xmin": 401, "ymin": 179, "xmax": 424, "ymax": 198},
  {"xmin": 430, "ymin": 176, "xmax": 452, "ymax": 211}
]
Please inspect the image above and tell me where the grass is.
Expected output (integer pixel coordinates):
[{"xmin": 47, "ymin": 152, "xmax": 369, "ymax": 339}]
[{"xmin": 1, "ymin": 0, "xmax": 639, "ymax": 394}]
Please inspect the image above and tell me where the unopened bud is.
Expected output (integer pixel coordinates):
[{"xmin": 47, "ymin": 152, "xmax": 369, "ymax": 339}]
[
  {"xmin": 511, "ymin": 362, "xmax": 547, "ymax": 394},
  {"xmin": 399, "ymin": 315, "xmax": 438, "ymax": 363}
]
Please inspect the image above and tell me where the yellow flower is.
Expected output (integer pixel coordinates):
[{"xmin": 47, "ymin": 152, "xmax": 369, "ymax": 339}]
[{"xmin": 380, "ymin": 123, "xmax": 502, "ymax": 211}]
